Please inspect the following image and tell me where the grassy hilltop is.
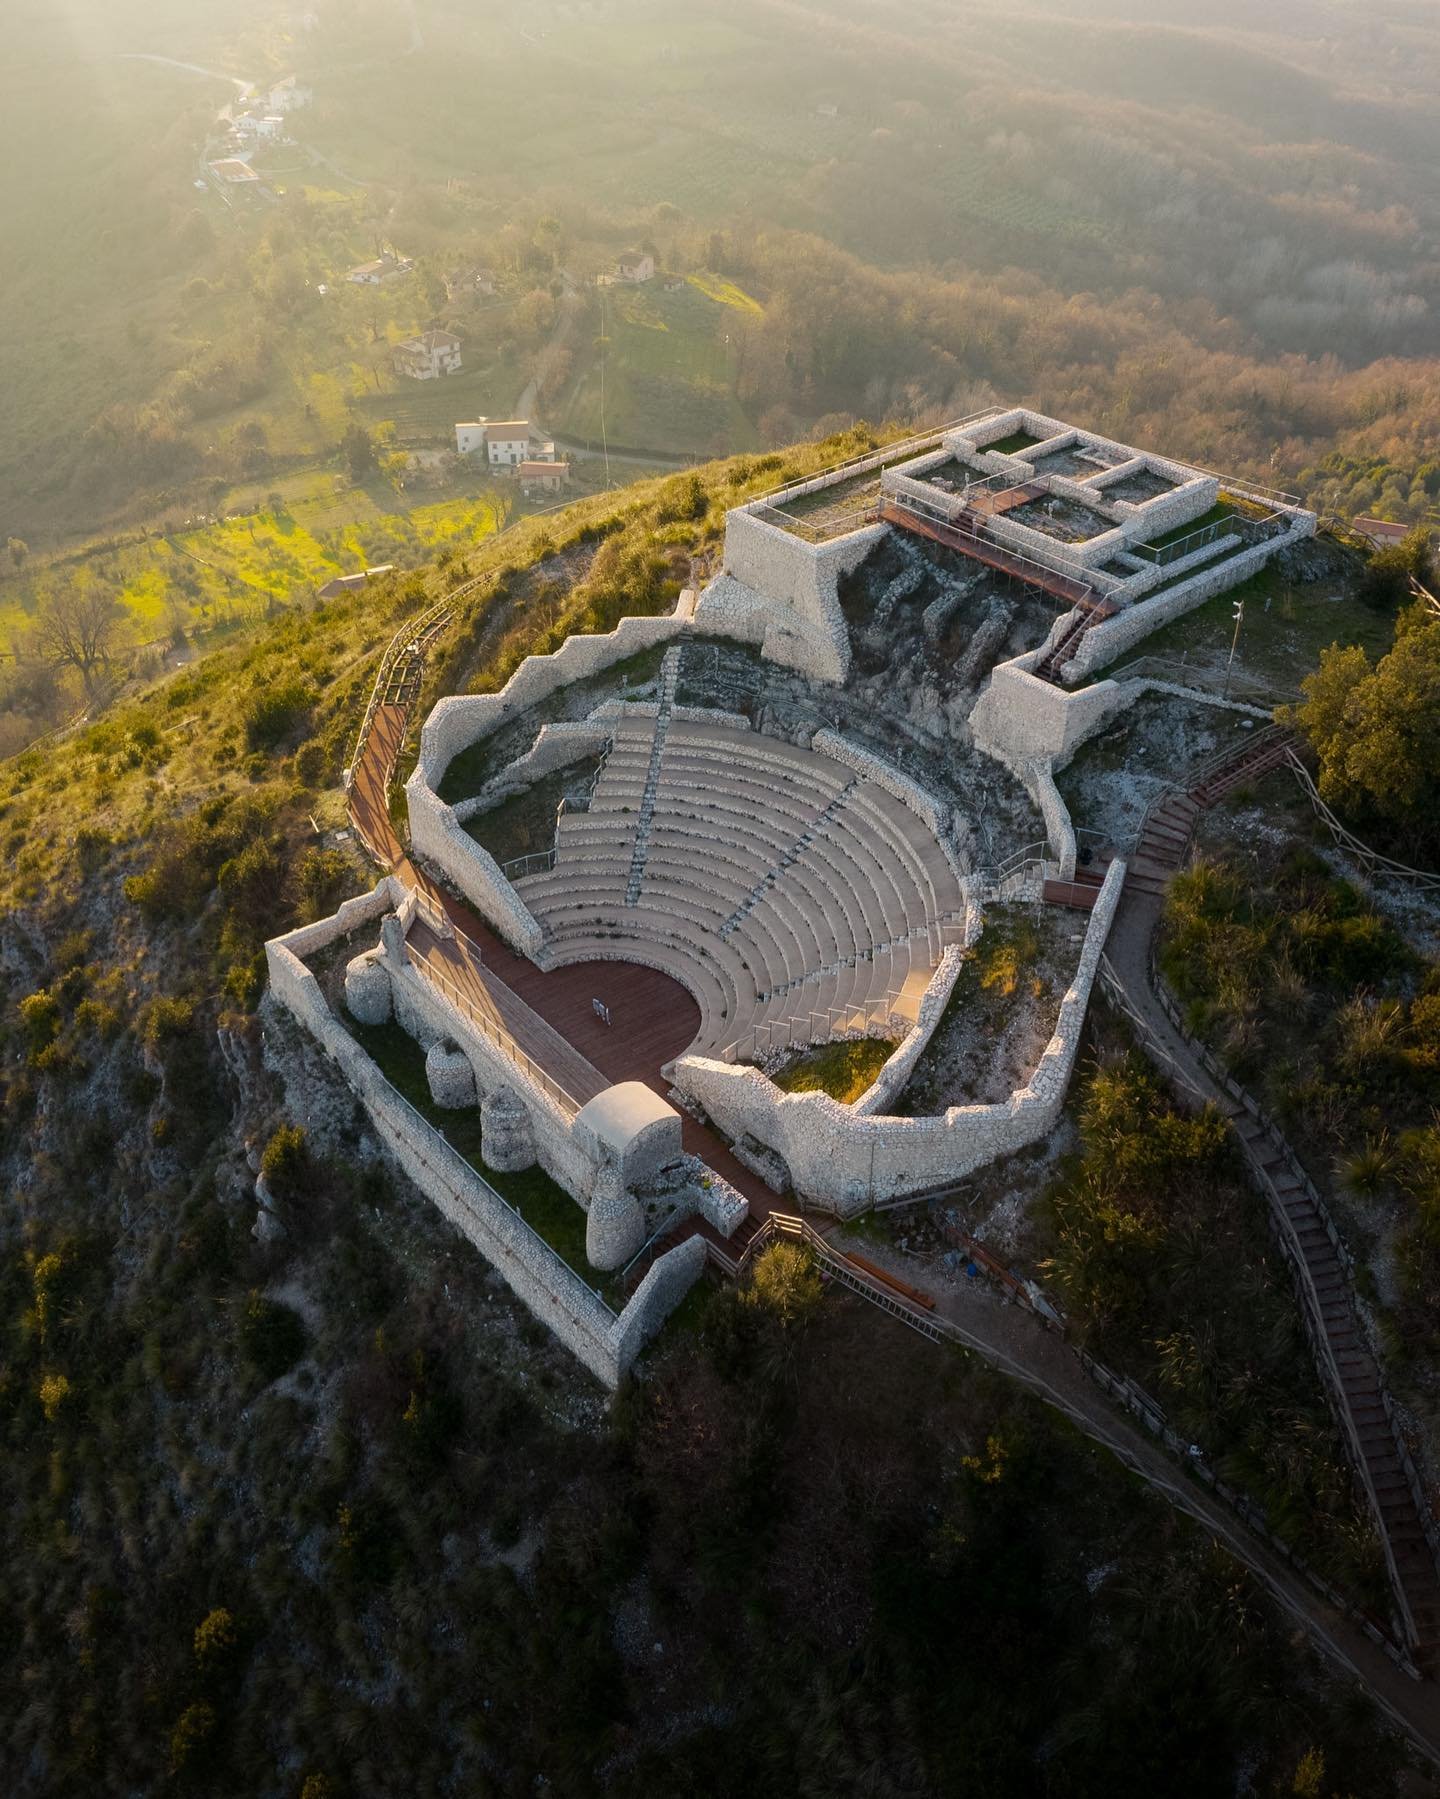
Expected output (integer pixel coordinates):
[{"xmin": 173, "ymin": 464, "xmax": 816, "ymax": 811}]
[{"xmin": 0, "ymin": 437, "xmax": 1425, "ymax": 1793}]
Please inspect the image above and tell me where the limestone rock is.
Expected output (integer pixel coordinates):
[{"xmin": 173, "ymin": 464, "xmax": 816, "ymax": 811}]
[
  {"xmin": 585, "ymin": 1165, "xmax": 646, "ymax": 1271},
  {"xmin": 252, "ymin": 1206, "xmax": 286, "ymax": 1244},
  {"xmin": 344, "ymin": 951, "xmax": 392, "ymax": 1026},
  {"xmin": 481, "ymin": 1085, "xmax": 535, "ymax": 1173},
  {"xmin": 426, "ymin": 1039, "xmax": 476, "ymax": 1109}
]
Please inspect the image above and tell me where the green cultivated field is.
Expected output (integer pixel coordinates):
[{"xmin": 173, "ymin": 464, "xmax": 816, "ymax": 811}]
[{"xmin": 559, "ymin": 278, "xmax": 762, "ymax": 456}]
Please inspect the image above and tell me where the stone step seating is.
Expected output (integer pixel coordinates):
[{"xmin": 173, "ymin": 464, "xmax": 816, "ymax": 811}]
[{"xmin": 522, "ymin": 717, "xmax": 964, "ymax": 1061}]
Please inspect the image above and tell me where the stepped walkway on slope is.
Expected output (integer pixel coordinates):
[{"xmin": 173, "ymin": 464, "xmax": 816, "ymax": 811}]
[{"xmin": 1103, "ymin": 726, "xmax": 1440, "ymax": 1668}]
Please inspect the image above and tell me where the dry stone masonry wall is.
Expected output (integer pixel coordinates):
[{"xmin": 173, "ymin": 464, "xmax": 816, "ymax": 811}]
[{"xmin": 676, "ymin": 859, "xmax": 1126, "ymax": 1212}]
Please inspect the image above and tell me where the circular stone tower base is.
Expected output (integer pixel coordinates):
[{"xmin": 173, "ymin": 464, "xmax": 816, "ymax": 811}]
[
  {"xmin": 425, "ymin": 1040, "xmax": 476, "ymax": 1109},
  {"xmin": 344, "ymin": 951, "xmax": 392, "ymax": 1026},
  {"xmin": 480, "ymin": 1086, "xmax": 535, "ymax": 1173},
  {"xmin": 585, "ymin": 1165, "xmax": 646, "ymax": 1271}
]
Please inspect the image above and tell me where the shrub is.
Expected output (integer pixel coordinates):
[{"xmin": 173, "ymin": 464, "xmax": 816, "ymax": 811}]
[
  {"xmin": 745, "ymin": 1242, "xmax": 823, "ymax": 1329},
  {"xmin": 260, "ymin": 1124, "xmax": 310, "ymax": 1202},
  {"xmin": 18, "ymin": 989, "xmax": 60, "ymax": 1059},
  {"xmin": 238, "ymin": 1291, "xmax": 307, "ymax": 1382},
  {"xmin": 144, "ymin": 995, "xmax": 194, "ymax": 1047},
  {"xmin": 243, "ymin": 680, "xmax": 314, "ymax": 752}
]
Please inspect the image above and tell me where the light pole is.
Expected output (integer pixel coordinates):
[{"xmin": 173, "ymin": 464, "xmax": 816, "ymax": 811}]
[{"xmin": 1222, "ymin": 598, "xmax": 1244, "ymax": 700}]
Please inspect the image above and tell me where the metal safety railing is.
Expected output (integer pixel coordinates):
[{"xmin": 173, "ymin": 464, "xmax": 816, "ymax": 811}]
[
  {"xmin": 751, "ymin": 408, "xmax": 1005, "ymax": 510},
  {"xmin": 720, "ymin": 995, "xmax": 903, "ymax": 1067},
  {"xmin": 1130, "ymin": 512, "xmax": 1238, "ymax": 568},
  {"xmin": 400, "ymin": 917, "xmax": 587, "ymax": 1118}
]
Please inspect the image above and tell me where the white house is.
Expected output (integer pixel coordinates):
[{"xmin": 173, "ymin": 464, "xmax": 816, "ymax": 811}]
[
  {"xmin": 614, "ymin": 249, "xmax": 655, "ymax": 284},
  {"xmin": 347, "ymin": 252, "xmax": 414, "ymax": 286},
  {"xmin": 455, "ymin": 421, "xmax": 490, "ymax": 456},
  {"xmin": 483, "ymin": 421, "xmax": 533, "ymax": 466},
  {"xmin": 393, "ymin": 329, "xmax": 463, "ymax": 380}
]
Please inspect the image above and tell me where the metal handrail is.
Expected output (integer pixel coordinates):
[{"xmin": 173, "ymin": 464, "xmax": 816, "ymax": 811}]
[
  {"xmin": 402, "ymin": 942, "xmax": 585, "ymax": 1117},
  {"xmin": 503, "ymin": 849, "xmax": 558, "ymax": 880},
  {"xmin": 752, "ymin": 408, "xmax": 1005, "ymax": 508},
  {"xmin": 1130, "ymin": 513, "xmax": 1238, "ymax": 568},
  {"xmin": 879, "ymin": 489, "xmax": 1125, "ymax": 600},
  {"xmin": 347, "ymin": 591, "xmax": 457, "ymax": 783}
]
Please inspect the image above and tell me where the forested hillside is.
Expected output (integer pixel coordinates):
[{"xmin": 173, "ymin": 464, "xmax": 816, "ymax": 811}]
[{"xmin": 0, "ymin": 442, "xmax": 1428, "ymax": 1793}]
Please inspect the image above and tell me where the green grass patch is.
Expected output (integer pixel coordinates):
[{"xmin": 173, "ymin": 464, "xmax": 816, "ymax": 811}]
[
  {"xmin": 1139, "ymin": 502, "xmax": 1234, "ymax": 553},
  {"xmin": 346, "ymin": 1016, "xmax": 623, "ymax": 1306},
  {"xmin": 987, "ymin": 431, "xmax": 1042, "ymax": 455},
  {"xmin": 771, "ymin": 1037, "xmax": 894, "ymax": 1104}
]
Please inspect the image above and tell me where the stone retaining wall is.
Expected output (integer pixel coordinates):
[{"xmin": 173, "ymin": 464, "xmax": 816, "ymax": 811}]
[
  {"xmin": 407, "ymin": 781, "xmax": 546, "ymax": 956},
  {"xmin": 1066, "ymin": 513, "xmax": 1317, "ymax": 681},
  {"xmin": 456, "ymin": 720, "xmax": 612, "ymax": 820},
  {"xmin": 415, "ymin": 613, "xmax": 690, "ymax": 792},
  {"xmin": 709, "ymin": 506, "xmax": 885, "ymax": 683},
  {"xmin": 264, "ymin": 897, "xmax": 704, "ymax": 1387},
  {"xmin": 852, "ymin": 940, "xmax": 968, "ymax": 1117},
  {"xmin": 675, "ymin": 859, "xmax": 1126, "ymax": 1211}
]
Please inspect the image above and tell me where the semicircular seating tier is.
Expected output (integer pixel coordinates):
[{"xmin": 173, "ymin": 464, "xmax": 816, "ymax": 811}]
[{"xmin": 513, "ymin": 718, "xmax": 969, "ymax": 1062}]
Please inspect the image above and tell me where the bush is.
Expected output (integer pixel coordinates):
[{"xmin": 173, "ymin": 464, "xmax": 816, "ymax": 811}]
[
  {"xmin": 260, "ymin": 1125, "xmax": 310, "ymax": 1202},
  {"xmin": 243, "ymin": 681, "xmax": 314, "ymax": 752},
  {"xmin": 238, "ymin": 1291, "xmax": 307, "ymax": 1382},
  {"xmin": 745, "ymin": 1242, "xmax": 823, "ymax": 1329}
]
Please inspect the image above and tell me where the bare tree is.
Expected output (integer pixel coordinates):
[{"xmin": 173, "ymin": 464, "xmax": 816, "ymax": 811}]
[{"xmin": 34, "ymin": 588, "xmax": 124, "ymax": 692}]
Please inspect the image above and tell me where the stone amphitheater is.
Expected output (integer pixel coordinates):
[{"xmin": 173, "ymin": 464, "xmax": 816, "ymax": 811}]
[{"xmin": 266, "ymin": 406, "xmax": 1318, "ymax": 1383}]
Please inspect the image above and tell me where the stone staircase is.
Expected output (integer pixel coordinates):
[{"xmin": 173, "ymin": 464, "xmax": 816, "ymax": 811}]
[
  {"xmin": 719, "ymin": 780, "xmax": 860, "ymax": 940},
  {"xmin": 624, "ymin": 646, "xmax": 683, "ymax": 905}
]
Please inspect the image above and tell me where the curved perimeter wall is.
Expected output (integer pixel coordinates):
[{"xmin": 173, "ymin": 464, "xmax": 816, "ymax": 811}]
[
  {"xmin": 264, "ymin": 888, "xmax": 706, "ymax": 1388},
  {"xmin": 407, "ymin": 614, "xmax": 694, "ymax": 955},
  {"xmin": 675, "ymin": 858, "xmax": 1126, "ymax": 1213}
]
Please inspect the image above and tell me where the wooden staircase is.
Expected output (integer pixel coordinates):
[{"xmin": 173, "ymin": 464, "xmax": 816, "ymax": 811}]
[
  {"xmin": 1032, "ymin": 597, "xmax": 1119, "ymax": 685},
  {"xmin": 1126, "ymin": 726, "xmax": 1293, "ymax": 899}
]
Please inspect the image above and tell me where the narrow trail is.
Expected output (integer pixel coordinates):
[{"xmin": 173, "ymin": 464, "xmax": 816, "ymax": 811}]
[
  {"xmin": 1104, "ymin": 729, "xmax": 1440, "ymax": 1668},
  {"xmin": 847, "ymin": 1234, "xmax": 1440, "ymax": 1765}
]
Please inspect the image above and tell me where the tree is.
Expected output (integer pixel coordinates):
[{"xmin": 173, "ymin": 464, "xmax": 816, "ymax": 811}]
[
  {"xmin": 7, "ymin": 536, "xmax": 27, "ymax": 570},
  {"xmin": 342, "ymin": 422, "xmax": 377, "ymax": 478},
  {"xmin": 1357, "ymin": 523, "xmax": 1433, "ymax": 609},
  {"xmin": 1288, "ymin": 614, "xmax": 1440, "ymax": 845},
  {"xmin": 34, "ymin": 586, "xmax": 124, "ymax": 692}
]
